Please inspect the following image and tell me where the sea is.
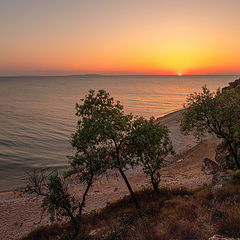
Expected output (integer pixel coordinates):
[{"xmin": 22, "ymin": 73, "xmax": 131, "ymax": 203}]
[{"xmin": 0, "ymin": 75, "xmax": 238, "ymax": 192}]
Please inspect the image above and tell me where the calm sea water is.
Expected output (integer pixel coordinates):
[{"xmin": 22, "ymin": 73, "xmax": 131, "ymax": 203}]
[{"xmin": 0, "ymin": 75, "xmax": 238, "ymax": 191}]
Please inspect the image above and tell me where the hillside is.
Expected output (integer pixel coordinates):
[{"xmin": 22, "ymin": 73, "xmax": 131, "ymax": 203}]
[{"xmin": 0, "ymin": 109, "xmax": 222, "ymax": 240}]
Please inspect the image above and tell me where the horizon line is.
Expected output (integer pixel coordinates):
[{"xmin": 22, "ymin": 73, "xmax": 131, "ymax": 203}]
[{"xmin": 0, "ymin": 73, "xmax": 239, "ymax": 78}]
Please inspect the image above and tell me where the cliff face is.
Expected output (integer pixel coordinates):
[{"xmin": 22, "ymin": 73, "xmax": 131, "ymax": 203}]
[
  {"xmin": 222, "ymin": 78, "xmax": 240, "ymax": 93},
  {"xmin": 217, "ymin": 78, "xmax": 240, "ymax": 170}
]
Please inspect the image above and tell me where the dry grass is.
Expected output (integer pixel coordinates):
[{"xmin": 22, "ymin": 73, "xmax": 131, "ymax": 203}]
[{"xmin": 20, "ymin": 182, "xmax": 240, "ymax": 240}]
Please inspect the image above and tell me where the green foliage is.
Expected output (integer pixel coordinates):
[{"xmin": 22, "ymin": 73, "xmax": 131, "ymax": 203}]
[
  {"xmin": 216, "ymin": 206, "xmax": 240, "ymax": 238},
  {"xmin": 74, "ymin": 89, "xmax": 140, "ymax": 208},
  {"xmin": 21, "ymin": 182, "xmax": 240, "ymax": 240},
  {"xmin": 26, "ymin": 169, "xmax": 80, "ymax": 237},
  {"xmin": 131, "ymin": 117, "xmax": 174, "ymax": 191},
  {"xmin": 41, "ymin": 175, "xmax": 77, "ymax": 223},
  {"xmin": 74, "ymin": 89, "xmax": 135, "ymax": 169},
  {"xmin": 211, "ymin": 208, "xmax": 227, "ymax": 221},
  {"xmin": 67, "ymin": 126, "xmax": 109, "ymax": 218},
  {"xmin": 67, "ymin": 149, "xmax": 106, "ymax": 184},
  {"xmin": 68, "ymin": 90, "xmax": 110, "ymax": 188},
  {"xmin": 180, "ymin": 86, "xmax": 240, "ymax": 169}
]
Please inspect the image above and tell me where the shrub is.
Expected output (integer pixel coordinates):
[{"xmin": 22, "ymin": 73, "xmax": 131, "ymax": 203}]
[
  {"xmin": 130, "ymin": 117, "xmax": 174, "ymax": 191},
  {"xmin": 180, "ymin": 86, "xmax": 240, "ymax": 169},
  {"xmin": 216, "ymin": 206, "xmax": 240, "ymax": 238},
  {"xmin": 211, "ymin": 208, "xmax": 227, "ymax": 221}
]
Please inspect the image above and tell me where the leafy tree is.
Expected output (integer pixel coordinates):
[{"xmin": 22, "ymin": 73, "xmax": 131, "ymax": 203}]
[
  {"xmin": 27, "ymin": 112, "xmax": 108, "ymax": 238},
  {"xmin": 75, "ymin": 89, "xmax": 140, "ymax": 209},
  {"xmin": 180, "ymin": 86, "xmax": 240, "ymax": 169},
  {"xmin": 67, "ymin": 146, "xmax": 107, "ymax": 218},
  {"xmin": 27, "ymin": 169, "xmax": 79, "ymax": 238},
  {"xmin": 131, "ymin": 117, "xmax": 174, "ymax": 191}
]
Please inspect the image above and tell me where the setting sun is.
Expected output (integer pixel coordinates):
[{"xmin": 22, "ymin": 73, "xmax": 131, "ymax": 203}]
[
  {"xmin": 1, "ymin": 1, "xmax": 240, "ymax": 238},
  {"xmin": 0, "ymin": 1, "xmax": 240, "ymax": 76}
]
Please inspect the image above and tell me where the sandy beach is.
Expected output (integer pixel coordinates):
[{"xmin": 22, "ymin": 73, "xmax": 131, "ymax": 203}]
[
  {"xmin": 1, "ymin": 0, "xmax": 239, "ymax": 238},
  {"xmin": 0, "ymin": 110, "xmax": 221, "ymax": 240}
]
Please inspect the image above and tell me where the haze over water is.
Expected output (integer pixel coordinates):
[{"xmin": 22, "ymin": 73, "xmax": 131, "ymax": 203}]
[{"xmin": 0, "ymin": 75, "xmax": 238, "ymax": 191}]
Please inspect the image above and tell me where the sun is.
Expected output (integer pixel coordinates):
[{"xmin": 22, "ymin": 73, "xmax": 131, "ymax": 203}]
[{"xmin": 178, "ymin": 73, "xmax": 182, "ymax": 76}]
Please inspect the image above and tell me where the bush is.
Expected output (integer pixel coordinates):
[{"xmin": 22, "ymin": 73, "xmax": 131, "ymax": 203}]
[
  {"xmin": 211, "ymin": 209, "xmax": 227, "ymax": 221},
  {"xmin": 216, "ymin": 206, "xmax": 240, "ymax": 238},
  {"xmin": 180, "ymin": 86, "xmax": 240, "ymax": 169}
]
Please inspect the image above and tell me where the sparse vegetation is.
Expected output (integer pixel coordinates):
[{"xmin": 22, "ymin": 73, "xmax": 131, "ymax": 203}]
[
  {"xmin": 21, "ymin": 181, "xmax": 240, "ymax": 240},
  {"xmin": 180, "ymin": 86, "xmax": 240, "ymax": 169},
  {"xmin": 130, "ymin": 117, "xmax": 174, "ymax": 191},
  {"xmin": 23, "ymin": 85, "xmax": 240, "ymax": 240},
  {"xmin": 26, "ymin": 169, "xmax": 80, "ymax": 238},
  {"xmin": 25, "ymin": 89, "xmax": 175, "ymax": 239}
]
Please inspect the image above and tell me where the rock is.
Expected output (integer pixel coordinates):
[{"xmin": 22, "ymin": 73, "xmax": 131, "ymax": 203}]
[
  {"xmin": 183, "ymin": 194, "xmax": 189, "ymax": 200},
  {"xmin": 211, "ymin": 171, "xmax": 232, "ymax": 196},
  {"xmin": 208, "ymin": 234, "xmax": 240, "ymax": 240},
  {"xmin": 89, "ymin": 228, "xmax": 100, "ymax": 236},
  {"xmin": 202, "ymin": 158, "xmax": 219, "ymax": 174},
  {"xmin": 177, "ymin": 159, "xmax": 183, "ymax": 163},
  {"xmin": 211, "ymin": 184, "xmax": 224, "ymax": 196},
  {"xmin": 212, "ymin": 172, "xmax": 231, "ymax": 186},
  {"xmin": 222, "ymin": 78, "xmax": 240, "ymax": 93},
  {"xmin": 215, "ymin": 144, "xmax": 235, "ymax": 171},
  {"xmin": 113, "ymin": 188, "xmax": 119, "ymax": 192}
]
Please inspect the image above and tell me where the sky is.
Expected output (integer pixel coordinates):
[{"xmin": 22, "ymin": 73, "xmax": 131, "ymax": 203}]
[{"xmin": 0, "ymin": 0, "xmax": 239, "ymax": 76}]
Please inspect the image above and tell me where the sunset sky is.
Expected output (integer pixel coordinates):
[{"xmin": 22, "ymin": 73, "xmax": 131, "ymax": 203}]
[{"xmin": 0, "ymin": 0, "xmax": 239, "ymax": 76}]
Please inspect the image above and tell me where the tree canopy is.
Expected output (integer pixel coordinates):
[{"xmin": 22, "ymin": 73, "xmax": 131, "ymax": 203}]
[
  {"xmin": 131, "ymin": 117, "xmax": 174, "ymax": 191},
  {"xmin": 180, "ymin": 86, "xmax": 240, "ymax": 169},
  {"xmin": 74, "ymin": 89, "xmax": 140, "ymax": 208}
]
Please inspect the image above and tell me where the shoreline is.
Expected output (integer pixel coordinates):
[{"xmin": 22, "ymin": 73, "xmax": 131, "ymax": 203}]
[
  {"xmin": 156, "ymin": 108, "xmax": 185, "ymax": 123},
  {"xmin": 0, "ymin": 107, "xmax": 221, "ymax": 240},
  {"xmin": 0, "ymin": 108, "xmax": 184, "ymax": 198}
]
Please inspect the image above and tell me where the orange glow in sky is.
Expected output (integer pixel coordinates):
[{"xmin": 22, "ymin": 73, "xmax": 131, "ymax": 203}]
[{"xmin": 0, "ymin": 0, "xmax": 239, "ymax": 76}]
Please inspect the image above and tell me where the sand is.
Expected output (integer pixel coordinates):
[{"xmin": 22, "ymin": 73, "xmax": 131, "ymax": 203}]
[{"xmin": 0, "ymin": 110, "xmax": 221, "ymax": 240}]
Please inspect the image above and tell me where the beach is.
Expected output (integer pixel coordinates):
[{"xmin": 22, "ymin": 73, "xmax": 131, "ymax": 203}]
[
  {"xmin": 0, "ymin": 75, "xmax": 234, "ymax": 192},
  {"xmin": 0, "ymin": 109, "xmax": 221, "ymax": 240},
  {"xmin": 1, "ymin": 0, "xmax": 239, "ymax": 238}
]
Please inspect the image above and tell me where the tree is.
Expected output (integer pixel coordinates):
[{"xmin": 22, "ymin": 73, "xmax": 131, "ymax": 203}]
[
  {"xmin": 26, "ymin": 169, "xmax": 80, "ymax": 238},
  {"xmin": 75, "ymin": 89, "xmax": 140, "ymax": 209},
  {"xmin": 131, "ymin": 117, "xmax": 174, "ymax": 191},
  {"xmin": 27, "ymin": 115, "xmax": 108, "ymax": 239},
  {"xmin": 65, "ymin": 147, "xmax": 106, "ymax": 220},
  {"xmin": 68, "ymin": 134, "xmax": 107, "ymax": 218},
  {"xmin": 180, "ymin": 86, "xmax": 240, "ymax": 169}
]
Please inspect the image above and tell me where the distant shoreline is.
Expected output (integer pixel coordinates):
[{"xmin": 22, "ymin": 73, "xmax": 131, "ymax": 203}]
[{"xmin": 0, "ymin": 74, "xmax": 238, "ymax": 78}]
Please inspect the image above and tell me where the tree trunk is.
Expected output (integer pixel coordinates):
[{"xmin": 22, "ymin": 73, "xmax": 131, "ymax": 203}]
[
  {"xmin": 79, "ymin": 174, "xmax": 93, "ymax": 217},
  {"xmin": 151, "ymin": 176, "xmax": 159, "ymax": 192},
  {"xmin": 237, "ymin": 155, "xmax": 240, "ymax": 170},
  {"xmin": 227, "ymin": 141, "xmax": 240, "ymax": 169},
  {"xmin": 71, "ymin": 218, "xmax": 79, "ymax": 240},
  {"xmin": 235, "ymin": 155, "xmax": 240, "ymax": 169},
  {"xmin": 118, "ymin": 167, "xmax": 140, "ymax": 209},
  {"xmin": 64, "ymin": 207, "xmax": 79, "ymax": 239},
  {"xmin": 73, "ymin": 174, "xmax": 93, "ymax": 240}
]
